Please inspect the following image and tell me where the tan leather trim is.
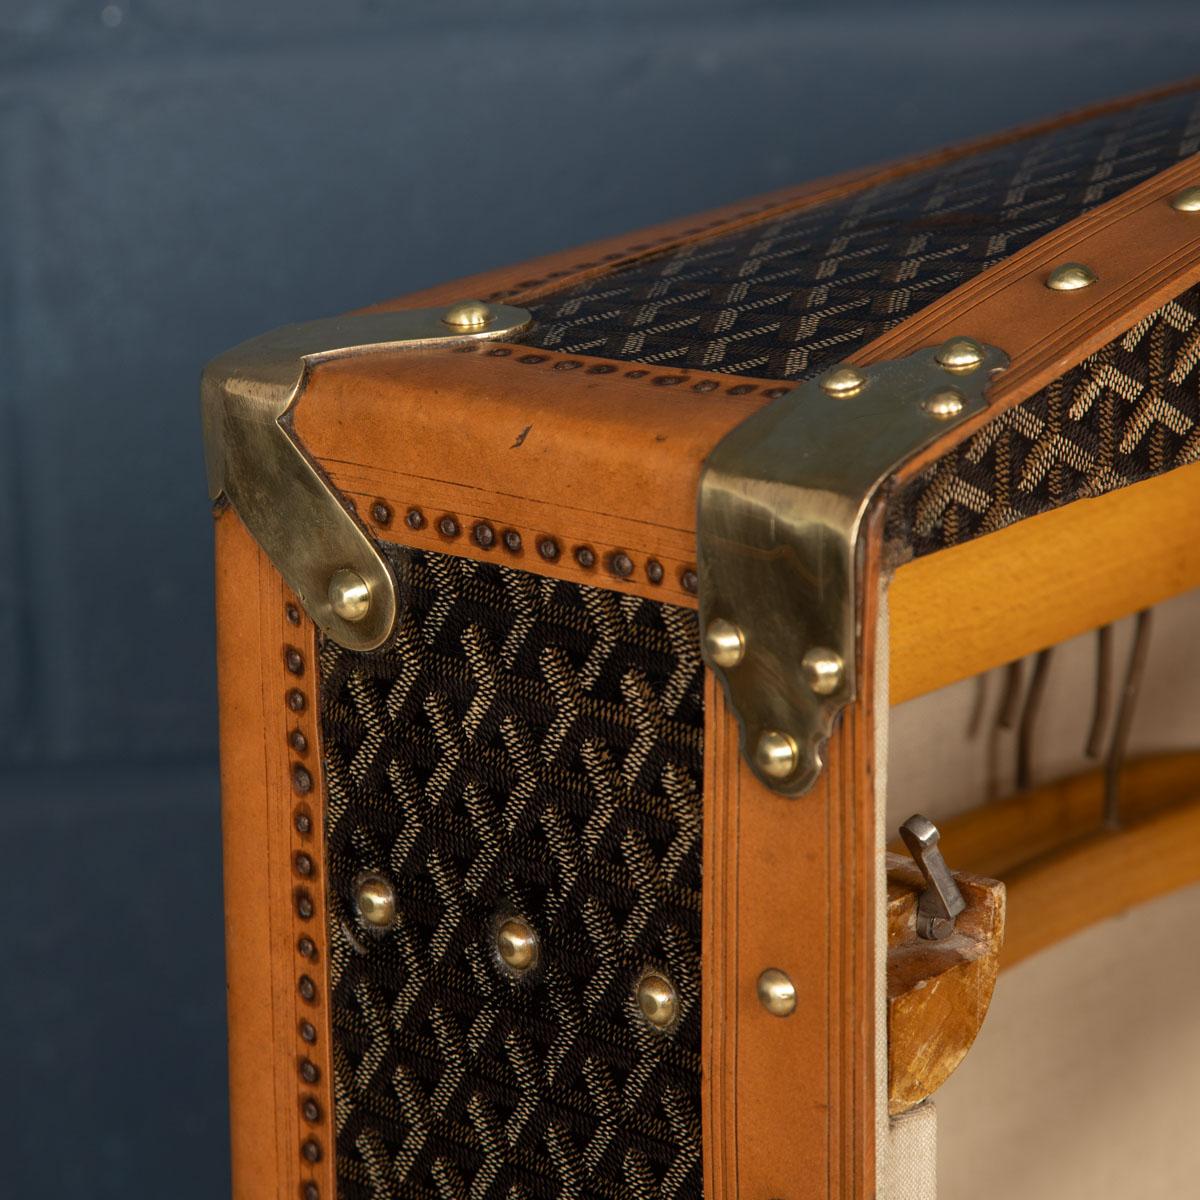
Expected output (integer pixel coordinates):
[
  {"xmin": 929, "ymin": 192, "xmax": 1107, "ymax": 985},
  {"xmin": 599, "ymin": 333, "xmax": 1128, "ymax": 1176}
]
[
  {"xmin": 294, "ymin": 348, "xmax": 787, "ymax": 606},
  {"xmin": 702, "ymin": 518, "xmax": 881, "ymax": 1200},
  {"xmin": 367, "ymin": 77, "xmax": 1199, "ymax": 313},
  {"xmin": 858, "ymin": 151, "xmax": 1200, "ymax": 482},
  {"xmin": 303, "ymin": 155, "xmax": 1200, "ymax": 619},
  {"xmin": 216, "ymin": 507, "xmax": 335, "ymax": 1200}
]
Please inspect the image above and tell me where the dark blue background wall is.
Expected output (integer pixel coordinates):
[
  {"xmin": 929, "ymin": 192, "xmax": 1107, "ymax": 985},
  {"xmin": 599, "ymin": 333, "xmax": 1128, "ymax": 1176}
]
[{"xmin": 2, "ymin": 2, "xmax": 1198, "ymax": 1194}]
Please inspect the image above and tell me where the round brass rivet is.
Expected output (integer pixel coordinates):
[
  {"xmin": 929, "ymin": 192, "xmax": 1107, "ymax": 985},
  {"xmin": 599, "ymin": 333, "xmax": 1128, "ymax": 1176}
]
[
  {"xmin": 1170, "ymin": 186, "xmax": 1200, "ymax": 213},
  {"xmin": 299, "ymin": 1059, "xmax": 319, "ymax": 1084},
  {"xmin": 755, "ymin": 730, "xmax": 798, "ymax": 780},
  {"xmin": 301, "ymin": 1138, "xmax": 321, "ymax": 1164},
  {"xmin": 934, "ymin": 337, "xmax": 985, "ymax": 372},
  {"xmin": 801, "ymin": 647, "xmax": 844, "ymax": 696},
  {"xmin": 302, "ymin": 1098, "xmax": 321, "ymax": 1123},
  {"xmin": 757, "ymin": 968, "xmax": 797, "ymax": 1017},
  {"xmin": 636, "ymin": 972, "xmax": 679, "ymax": 1030},
  {"xmin": 921, "ymin": 388, "xmax": 966, "ymax": 419},
  {"xmin": 1045, "ymin": 262, "xmax": 1097, "ymax": 291},
  {"xmin": 355, "ymin": 873, "xmax": 396, "ymax": 928},
  {"xmin": 442, "ymin": 300, "xmax": 493, "ymax": 330},
  {"xmin": 610, "ymin": 552, "xmax": 634, "ymax": 578},
  {"xmin": 819, "ymin": 365, "xmax": 866, "ymax": 397},
  {"xmin": 704, "ymin": 618, "xmax": 746, "ymax": 669},
  {"xmin": 496, "ymin": 917, "xmax": 539, "ymax": 972},
  {"xmin": 328, "ymin": 569, "xmax": 371, "ymax": 623}
]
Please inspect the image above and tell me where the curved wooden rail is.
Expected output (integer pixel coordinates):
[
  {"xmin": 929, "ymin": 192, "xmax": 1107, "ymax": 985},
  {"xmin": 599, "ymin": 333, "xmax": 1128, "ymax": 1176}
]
[{"xmin": 930, "ymin": 750, "xmax": 1200, "ymax": 969}]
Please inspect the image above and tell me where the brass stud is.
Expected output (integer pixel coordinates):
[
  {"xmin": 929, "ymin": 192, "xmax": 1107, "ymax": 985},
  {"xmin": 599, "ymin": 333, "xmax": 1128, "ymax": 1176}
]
[
  {"xmin": 355, "ymin": 873, "xmax": 396, "ymax": 928},
  {"xmin": 819, "ymin": 365, "xmax": 866, "ymax": 397},
  {"xmin": 755, "ymin": 730, "xmax": 798, "ymax": 780},
  {"xmin": 921, "ymin": 388, "xmax": 966, "ymax": 420},
  {"xmin": 636, "ymin": 972, "xmax": 679, "ymax": 1030},
  {"xmin": 934, "ymin": 337, "xmax": 985, "ymax": 372},
  {"xmin": 704, "ymin": 618, "xmax": 746, "ymax": 669},
  {"xmin": 328, "ymin": 569, "xmax": 371, "ymax": 623},
  {"xmin": 801, "ymin": 647, "xmax": 844, "ymax": 696},
  {"xmin": 1045, "ymin": 262, "xmax": 1097, "ymax": 292},
  {"xmin": 1170, "ymin": 186, "xmax": 1200, "ymax": 213},
  {"xmin": 495, "ymin": 917, "xmax": 539, "ymax": 972},
  {"xmin": 757, "ymin": 968, "xmax": 797, "ymax": 1017},
  {"xmin": 442, "ymin": 300, "xmax": 494, "ymax": 330}
]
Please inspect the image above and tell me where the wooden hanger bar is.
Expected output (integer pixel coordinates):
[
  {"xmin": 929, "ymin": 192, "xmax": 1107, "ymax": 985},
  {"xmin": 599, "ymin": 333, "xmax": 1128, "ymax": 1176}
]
[{"xmin": 889, "ymin": 460, "xmax": 1200, "ymax": 704}]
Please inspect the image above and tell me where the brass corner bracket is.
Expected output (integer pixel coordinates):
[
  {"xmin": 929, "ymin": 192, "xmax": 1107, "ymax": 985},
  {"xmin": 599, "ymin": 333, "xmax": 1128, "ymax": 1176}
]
[
  {"xmin": 202, "ymin": 302, "xmax": 532, "ymax": 651},
  {"xmin": 697, "ymin": 339, "xmax": 1008, "ymax": 796}
]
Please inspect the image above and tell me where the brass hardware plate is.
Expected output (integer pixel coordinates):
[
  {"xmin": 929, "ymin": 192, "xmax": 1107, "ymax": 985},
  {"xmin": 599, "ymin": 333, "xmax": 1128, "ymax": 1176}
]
[
  {"xmin": 202, "ymin": 305, "xmax": 532, "ymax": 650},
  {"xmin": 698, "ymin": 341, "xmax": 1008, "ymax": 795}
]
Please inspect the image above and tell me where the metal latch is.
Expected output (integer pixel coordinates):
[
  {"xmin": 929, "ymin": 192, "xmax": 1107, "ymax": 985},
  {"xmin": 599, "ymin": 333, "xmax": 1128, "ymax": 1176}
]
[
  {"xmin": 697, "ymin": 339, "xmax": 1008, "ymax": 795},
  {"xmin": 202, "ymin": 301, "xmax": 531, "ymax": 651},
  {"xmin": 898, "ymin": 814, "xmax": 966, "ymax": 940}
]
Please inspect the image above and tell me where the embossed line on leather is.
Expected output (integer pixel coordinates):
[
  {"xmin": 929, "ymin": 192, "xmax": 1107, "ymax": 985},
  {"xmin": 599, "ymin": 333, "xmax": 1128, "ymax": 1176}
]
[
  {"xmin": 319, "ymin": 546, "xmax": 705, "ymax": 1199},
  {"xmin": 523, "ymin": 87, "xmax": 1200, "ymax": 381},
  {"xmin": 885, "ymin": 281, "xmax": 1200, "ymax": 560}
]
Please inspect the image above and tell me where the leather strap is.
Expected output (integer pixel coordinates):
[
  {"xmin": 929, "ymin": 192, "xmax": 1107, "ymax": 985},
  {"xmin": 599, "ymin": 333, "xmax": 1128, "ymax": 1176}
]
[{"xmin": 216, "ymin": 508, "xmax": 336, "ymax": 1200}]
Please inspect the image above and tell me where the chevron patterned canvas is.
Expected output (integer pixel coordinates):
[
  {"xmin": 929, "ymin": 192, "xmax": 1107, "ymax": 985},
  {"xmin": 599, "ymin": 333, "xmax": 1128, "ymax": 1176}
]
[
  {"xmin": 524, "ymin": 89, "xmax": 1200, "ymax": 383},
  {"xmin": 887, "ymin": 283, "xmax": 1200, "ymax": 558},
  {"xmin": 320, "ymin": 546, "xmax": 706, "ymax": 1199}
]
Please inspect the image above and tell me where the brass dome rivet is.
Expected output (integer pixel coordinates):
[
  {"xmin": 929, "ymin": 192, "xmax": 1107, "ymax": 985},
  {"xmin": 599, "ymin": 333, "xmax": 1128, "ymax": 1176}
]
[
  {"xmin": 354, "ymin": 873, "xmax": 396, "ymax": 928},
  {"xmin": 1045, "ymin": 262, "xmax": 1097, "ymax": 292},
  {"xmin": 328, "ymin": 568, "xmax": 371, "ymax": 623},
  {"xmin": 819, "ymin": 365, "xmax": 866, "ymax": 398},
  {"xmin": 496, "ymin": 917, "xmax": 539, "ymax": 972},
  {"xmin": 755, "ymin": 730, "xmax": 799, "ymax": 780},
  {"xmin": 922, "ymin": 388, "xmax": 966, "ymax": 420},
  {"xmin": 934, "ymin": 337, "xmax": 985, "ymax": 372},
  {"xmin": 757, "ymin": 968, "xmax": 797, "ymax": 1017},
  {"xmin": 442, "ymin": 300, "xmax": 494, "ymax": 330},
  {"xmin": 705, "ymin": 618, "xmax": 746, "ymax": 669},
  {"xmin": 636, "ymin": 972, "xmax": 679, "ymax": 1030},
  {"xmin": 801, "ymin": 647, "xmax": 844, "ymax": 696},
  {"xmin": 1170, "ymin": 186, "xmax": 1200, "ymax": 213}
]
